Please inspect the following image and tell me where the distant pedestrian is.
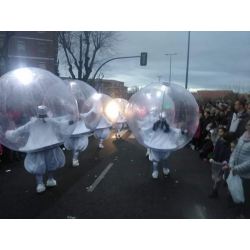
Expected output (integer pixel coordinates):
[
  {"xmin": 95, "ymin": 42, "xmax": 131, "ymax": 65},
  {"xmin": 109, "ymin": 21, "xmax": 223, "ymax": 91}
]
[{"xmin": 229, "ymin": 99, "xmax": 246, "ymax": 133}]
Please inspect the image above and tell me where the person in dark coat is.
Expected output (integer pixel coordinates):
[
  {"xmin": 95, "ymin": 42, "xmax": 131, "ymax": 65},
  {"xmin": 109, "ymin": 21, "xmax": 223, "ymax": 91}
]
[
  {"xmin": 201, "ymin": 111, "xmax": 213, "ymax": 141},
  {"xmin": 229, "ymin": 99, "xmax": 246, "ymax": 133},
  {"xmin": 235, "ymin": 103, "xmax": 250, "ymax": 138},
  {"xmin": 199, "ymin": 132, "xmax": 213, "ymax": 159}
]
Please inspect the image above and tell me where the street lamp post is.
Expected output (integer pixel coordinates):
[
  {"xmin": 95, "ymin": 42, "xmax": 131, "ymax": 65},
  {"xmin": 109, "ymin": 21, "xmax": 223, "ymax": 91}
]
[
  {"xmin": 157, "ymin": 76, "xmax": 162, "ymax": 82},
  {"xmin": 165, "ymin": 53, "xmax": 177, "ymax": 83},
  {"xmin": 185, "ymin": 31, "xmax": 191, "ymax": 89}
]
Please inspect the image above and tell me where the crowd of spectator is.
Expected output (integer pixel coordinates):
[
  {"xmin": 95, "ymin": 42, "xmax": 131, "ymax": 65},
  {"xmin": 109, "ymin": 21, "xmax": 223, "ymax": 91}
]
[{"xmin": 190, "ymin": 97, "xmax": 250, "ymax": 218}]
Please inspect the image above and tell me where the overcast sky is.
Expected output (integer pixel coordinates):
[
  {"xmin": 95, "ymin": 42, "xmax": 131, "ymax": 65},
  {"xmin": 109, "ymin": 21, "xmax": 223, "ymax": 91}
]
[
  {"xmin": 60, "ymin": 31, "xmax": 250, "ymax": 92},
  {"xmin": 97, "ymin": 31, "xmax": 250, "ymax": 92}
]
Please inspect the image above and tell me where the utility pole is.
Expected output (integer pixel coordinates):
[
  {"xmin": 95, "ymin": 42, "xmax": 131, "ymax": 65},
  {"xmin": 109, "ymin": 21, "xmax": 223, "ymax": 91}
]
[
  {"xmin": 185, "ymin": 31, "xmax": 191, "ymax": 89},
  {"xmin": 157, "ymin": 76, "xmax": 162, "ymax": 82},
  {"xmin": 165, "ymin": 53, "xmax": 177, "ymax": 83}
]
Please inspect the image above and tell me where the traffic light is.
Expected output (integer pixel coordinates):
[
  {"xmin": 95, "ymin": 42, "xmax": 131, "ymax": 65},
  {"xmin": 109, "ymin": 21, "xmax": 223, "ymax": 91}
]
[{"xmin": 140, "ymin": 52, "xmax": 147, "ymax": 66}]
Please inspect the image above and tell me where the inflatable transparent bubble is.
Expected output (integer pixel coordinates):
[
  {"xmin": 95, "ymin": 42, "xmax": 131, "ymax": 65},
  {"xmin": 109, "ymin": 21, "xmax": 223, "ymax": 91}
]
[
  {"xmin": 125, "ymin": 82, "xmax": 199, "ymax": 151},
  {"xmin": 100, "ymin": 94, "xmax": 113, "ymax": 121},
  {"xmin": 63, "ymin": 79, "xmax": 102, "ymax": 135},
  {"xmin": 0, "ymin": 68, "xmax": 78, "ymax": 153},
  {"xmin": 106, "ymin": 98, "xmax": 128, "ymax": 123}
]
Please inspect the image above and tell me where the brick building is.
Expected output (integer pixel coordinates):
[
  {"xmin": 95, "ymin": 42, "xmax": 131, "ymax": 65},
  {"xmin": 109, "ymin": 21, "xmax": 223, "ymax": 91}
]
[
  {"xmin": 89, "ymin": 79, "xmax": 128, "ymax": 100},
  {"xmin": 191, "ymin": 90, "xmax": 233, "ymax": 100},
  {"xmin": 0, "ymin": 31, "xmax": 59, "ymax": 76}
]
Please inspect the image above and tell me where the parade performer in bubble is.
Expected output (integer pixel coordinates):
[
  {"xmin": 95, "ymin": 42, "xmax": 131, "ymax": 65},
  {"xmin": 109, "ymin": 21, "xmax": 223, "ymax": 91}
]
[
  {"xmin": 0, "ymin": 68, "xmax": 78, "ymax": 194},
  {"xmin": 6, "ymin": 105, "xmax": 75, "ymax": 193},
  {"xmin": 144, "ymin": 111, "xmax": 188, "ymax": 178},
  {"xmin": 113, "ymin": 112, "xmax": 125, "ymax": 139},
  {"xmin": 93, "ymin": 94, "xmax": 113, "ymax": 149},
  {"xmin": 63, "ymin": 79, "xmax": 102, "ymax": 167},
  {"xmin": 126, "ymin": 82, "xmax": 199, "ymax": 179},
  {"xmin": 64, "ymin": 105, "xmax": 98, "ymax": 166},
  {"xmin": 94, "ymin": 113, "xmax": 112, "ymax": 148},
  {"xmin": 112, "ymin": 98, "xmax": 128, "ymax": 139}
]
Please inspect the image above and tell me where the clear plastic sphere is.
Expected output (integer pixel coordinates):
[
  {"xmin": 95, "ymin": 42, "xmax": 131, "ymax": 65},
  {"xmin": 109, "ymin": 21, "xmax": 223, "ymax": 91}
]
[
  {"xmin": 100, "ymin": 94, "xmax": 113, "ymax": 121},
  {"xmin": 106, "ymin": 98, "xmax": 128, "ymax": 123},
  {"xmin": 125, "ymin": 82, "xmax": 199, "ymax": 151},
  {"xmin": 0, "ymin": 68, "xmax": 78, "ymax": 152},
  {"xmin": 63, "ymin": 79, "xmax": 102, "ymax": 135}
]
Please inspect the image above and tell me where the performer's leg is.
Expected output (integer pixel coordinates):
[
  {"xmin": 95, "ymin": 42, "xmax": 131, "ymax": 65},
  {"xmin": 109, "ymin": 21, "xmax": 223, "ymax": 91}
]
[
  {"xmin": 99, "ymin": 139, "xmax": 104, "ymax": 149},
  {"xmin": 36, "ymin": 174, "xmax": 43, "ymax": 185},
  {"xmin": 163, "ymin": 158, "xmax": 170, "ymax": 176},
  {"xmin": 36, "ymin": 174, "xmax": 46, "ymax": 193},
  {"xmin": 72, "ymin": 151, "xmax": 79, "ymax": 166},
  {"xmin": 152, "ymin": 161, "xmax": 159, "ymax": 179}
]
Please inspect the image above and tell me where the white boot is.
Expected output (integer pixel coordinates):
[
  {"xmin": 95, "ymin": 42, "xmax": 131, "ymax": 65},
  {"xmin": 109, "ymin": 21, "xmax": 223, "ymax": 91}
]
[
  {"xmin": 99, "ymin": 144, "xmax": 104, "ymax": 149},
  {"xmin": 46, "ymin": 178, "xmax": 57, "ymax": 187},
  {"xmin": 152, "ymin": 171, "xmax": 159, "ymax": 179},
  {"xmin": 163, "ymin": 168, "xmax": 170, "ymax": 176},
  {"xmin": 72, "ymin": 160, "xmax": 79, "ymax": 167},
  {"xmin": 36, "ymin": 183, "xmax": 46, "ymax": 193}
]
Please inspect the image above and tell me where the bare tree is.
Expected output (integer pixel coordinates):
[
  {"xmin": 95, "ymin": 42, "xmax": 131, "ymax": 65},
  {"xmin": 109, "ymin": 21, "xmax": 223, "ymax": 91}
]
[
  {"xmin": 0, "ymin": 31, "xmax": 15, "ymax": 75},
  {"xmin": 58, "ymin": 31, "xmax": 120, "ymax": 84}
]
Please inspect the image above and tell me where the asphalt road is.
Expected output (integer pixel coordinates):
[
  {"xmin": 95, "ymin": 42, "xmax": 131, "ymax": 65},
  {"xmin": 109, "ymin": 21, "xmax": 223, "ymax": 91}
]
[{"xmin": 0, "ymin": 129, "xmax": 239, "ymax": 219}]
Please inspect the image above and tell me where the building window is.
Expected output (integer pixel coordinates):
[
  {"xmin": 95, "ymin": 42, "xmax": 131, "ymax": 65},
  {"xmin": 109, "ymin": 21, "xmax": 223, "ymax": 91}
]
[
  {"xmin": 38, "ymin": 62, "xmax": 46, "ymax": 70},
  {"xmin": 17, "ymin": 41, "xmax": 26, "ymax": 52},
  {"xmin": 38, "ymin": 43, "xmax": 46, "ymax": 53}
]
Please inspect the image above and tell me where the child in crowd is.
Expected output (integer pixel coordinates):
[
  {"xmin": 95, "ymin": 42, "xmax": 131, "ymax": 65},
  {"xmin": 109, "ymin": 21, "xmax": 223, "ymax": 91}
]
[
  {"xmin": 208, "ymin": 132, "xmax": 237, "ymax": 198},
  {"xmin": 199, "ymin": 132, "xmax": 213, "ymax": 159},
  {"xmin": 210, "ymin": 117, "xmax": 224, "ymax": 146}
]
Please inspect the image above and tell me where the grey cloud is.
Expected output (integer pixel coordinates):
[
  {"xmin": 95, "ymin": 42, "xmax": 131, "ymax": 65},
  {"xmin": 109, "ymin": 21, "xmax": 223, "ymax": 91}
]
[{"xmin": 61, "ymin": 31, "xmax": 250, "ymax": 92}]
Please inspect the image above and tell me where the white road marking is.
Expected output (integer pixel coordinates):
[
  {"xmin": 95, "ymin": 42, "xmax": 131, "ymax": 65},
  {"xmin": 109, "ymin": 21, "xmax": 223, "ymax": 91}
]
[
  {"xmin": 111, "ymin": 129, "xmax": 128, "ymax": 138},
  {"xmin": 87, "ymin": 163, "xmax": 114, "ymax": 192}
]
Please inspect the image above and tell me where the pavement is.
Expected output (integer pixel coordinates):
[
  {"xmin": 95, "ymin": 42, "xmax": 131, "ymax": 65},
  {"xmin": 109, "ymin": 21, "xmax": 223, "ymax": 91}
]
[{"xmin": 0, "ymin": 129, "xmax": 240, "ymax": 219}]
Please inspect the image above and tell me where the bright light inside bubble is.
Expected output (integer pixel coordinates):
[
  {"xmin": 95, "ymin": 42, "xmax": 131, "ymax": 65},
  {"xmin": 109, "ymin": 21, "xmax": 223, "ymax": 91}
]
[
  {"xmin": 156, "ymin": 91, "xmax": 161, "ymax": 97},
  {"xmin": 93, "ymin": 93, "xmax": 101, "ymax": 100},
  {"xmin": 161, "ymin": 85, "xmax": 166, "ymax": 91},
  {"xmin": 146, "ymin": 93, "xmax": 151, "ymax": 99},
  {"xmin": 106, "ymin": 101, "xmax": 119, "ymax": 119},
  {"xmin": 14, "ymin": 68, "xmax": 33, "ymax": 85},
  {"xmin": 70, "ymin": 82, "xmax": 76, "ymax": 87}
]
